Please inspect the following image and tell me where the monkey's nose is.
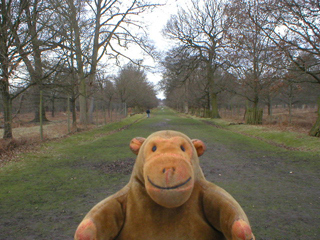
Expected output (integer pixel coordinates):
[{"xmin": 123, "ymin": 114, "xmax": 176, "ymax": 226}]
[{"xmin": 162, "ymin": 167, "xmax": 176, "ymax": 173}]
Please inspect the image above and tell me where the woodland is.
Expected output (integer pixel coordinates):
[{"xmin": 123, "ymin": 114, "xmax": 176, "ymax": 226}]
[{"xmin": 0, "ymin": 0, "xmax": 320, "ymax": 140}]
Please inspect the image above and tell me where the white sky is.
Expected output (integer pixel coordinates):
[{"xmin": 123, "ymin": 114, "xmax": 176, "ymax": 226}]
[
  {"xmin": 111, "ymin": 1, "xmax": 186, "ymax": 99},
  {"xmin": 134, "ymin": 1, "xmax": 182, "ymax": 99},
  {"xmin": 143, "ymin": 2, "xmax": 179, "ymax": 52},
  {"xmin": 143, "ymin": 2, "xmax": 178, "ymax": 99}
]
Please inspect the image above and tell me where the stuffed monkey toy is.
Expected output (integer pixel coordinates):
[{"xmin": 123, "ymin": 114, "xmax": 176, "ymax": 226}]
[{"xmin": 75, "ymin": 130, "xmax": 255, "ymax": 240}]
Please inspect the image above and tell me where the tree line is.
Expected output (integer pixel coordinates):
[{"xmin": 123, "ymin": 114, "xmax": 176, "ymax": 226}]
[
  {"xmin": 0, "ymin": 0, "xmax": 159, "ymax": 139},
  {"xmin": 160, "ymin": 0, "xmax": 320, "ymax": 137}
]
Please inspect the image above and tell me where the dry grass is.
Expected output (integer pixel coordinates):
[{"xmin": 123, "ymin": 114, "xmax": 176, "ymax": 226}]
[
  {"xmin": 220, "ymin": 106, "xmax": 318, "ymax": 135},
  {"xmin": 0, "ymin": 111, "xmax": 125, "ymax": 163}
]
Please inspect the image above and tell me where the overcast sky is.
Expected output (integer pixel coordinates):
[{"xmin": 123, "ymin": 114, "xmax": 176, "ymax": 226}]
[
  {"xmin": 144, "ymin": 2, "xmax": 179, "ymax": 51},
  {"xmin": 114, "ymin": 1, "xmax": 186, "ymax": 99},
  {"xmin": 141, "ymin": 1, "xmax": 182, "ymax": 99}
]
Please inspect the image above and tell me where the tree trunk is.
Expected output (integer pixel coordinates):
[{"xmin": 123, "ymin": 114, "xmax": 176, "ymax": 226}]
[
  {"xmin": 288, "ymin": 100, "xmax": 292, "ymax": 124},
  {"xmin": 79, "ymin": 81, "xmax": 87, "ymax": 126},
  {"xmin": 70, "ymin": 97, "xmax": 77, "ymax": 131},
  {"xmin": 309, "ymin": 117, "xmax": 320, "ymax": 137},
  {"xmin": 288, "ymin": 84, "xmax": 293, "ymax": 124},
  {"xmin": 88, "ymin": 96, "xmax": 95, "ymax": 124},
  {"xmin": 207, "ymin": 62, "xmax": 220, "ymax": 118},
  {"xmin": 51, "ymin": 96, "xmax": 55, "ymax": 118},
  {"xmin": 0, "ymin": 52, "xmax": 13, "ymax": 139},
  {"xmin": 183, "ymin": 80, "xmax": 189, "ymax": 114},
  {"xmin": 39, "ymin": 90, "xmax": 44, "ymax": 141},
  {"xmin": 183, "ymin": 101, "xmax": 189, "ymax": 114},
  {"xmin": 267, "ymin": 102, "xmax": 273, "ymax": 123},
  {"xmin": 267, "ymin": 102, "xmax": 272, "ymax": 116},
  {"xmin": 25, "ymin": 0, "xmax": 48, "ymax": 123},
  {"xmin": 31, "ymin": 84, "xmax": 48, "ymax": 123},
  {"xmin": 2, "ymin": 89, "xmax": 13, "ymax": 139},
  {"xmin": 309, "ymin": 97, "xmax": 320, "ymax": 137},
  {"xmin": 210, "ymin": 92, "xmax": 220, "ymax": 118},
  {"xmin": 69, "ymin": 0, "xmax": 87, "ymax": 126},
  {"xmin": 245, "ymin": 100, "xmax": 263, "ymax": 125},
  {"xmin": 245, "ymin": 108, "xmax": 263, "ymax": 124}
]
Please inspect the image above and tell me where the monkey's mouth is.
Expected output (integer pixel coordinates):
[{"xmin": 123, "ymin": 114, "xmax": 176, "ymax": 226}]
[{"xmin": 147, "ymin": 176, "xmax": 192, "ymax": 190}]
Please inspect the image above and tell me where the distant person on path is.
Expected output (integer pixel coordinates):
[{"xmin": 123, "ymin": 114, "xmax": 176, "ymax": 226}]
[{"xmin": 146, "ymin": 109, "xmax": 150, "ymax": 118}]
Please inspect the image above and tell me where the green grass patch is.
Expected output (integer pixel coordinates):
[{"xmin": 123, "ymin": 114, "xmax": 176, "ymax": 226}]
[{"xmin": 199, "ymin": 117, "xmax": 320, "ymax": 154}]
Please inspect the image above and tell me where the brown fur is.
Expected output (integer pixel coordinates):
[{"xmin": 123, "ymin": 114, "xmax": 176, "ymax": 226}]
[{"xmin": 75, "ymin": 130, "xmax": 255, "ymax": 240}]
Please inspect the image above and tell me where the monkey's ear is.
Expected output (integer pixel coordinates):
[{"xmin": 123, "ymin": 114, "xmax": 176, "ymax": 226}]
[
  {"xmin": 192, "ymin": 139, "xmax": 206, "ymax": 157},
  {"xmin": 130, "ymin": 137, "xmax": 146, "ymax": 155}
]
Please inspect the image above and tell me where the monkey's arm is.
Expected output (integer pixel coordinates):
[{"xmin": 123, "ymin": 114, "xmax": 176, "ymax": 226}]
[
  {"xmin": 201, "ymin": 181, "xmax": 255, "ymax": 240},
  {"xmin": 74, "ymin": 187, "xmax": 128, "ymax": 240}
]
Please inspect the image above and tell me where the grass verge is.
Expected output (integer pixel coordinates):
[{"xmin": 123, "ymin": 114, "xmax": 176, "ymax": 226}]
[{"xmin": 187, "ymin": 116, "xmax": 320, "ymax": 154}]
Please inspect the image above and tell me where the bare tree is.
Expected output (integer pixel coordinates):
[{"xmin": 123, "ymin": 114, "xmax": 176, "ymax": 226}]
[
  {"xmin": 51, "ymin": 0, "xmax": 160, "ymax": 126},
  {"xmin": 0, "ymin": 0, "xmax": 39, "ymax": 139},
  {"xmin": 254, "ymin": 0, "xmax": 320, "ymax": 135},
  {"xmin": 95, "ymin": 73, "xmax": 116, "ymax": 121},
  {"xmin": 257, "ymin": 0, "xmax": 319, "ymax": 83},
  {"xmin": 161, "ymin": 46, "xmax": 201, "ymax": 113},
  {"xmin": 9, "ymin": 0, "xmax": 65, "ymax": 124},
  {"xmin": 224, "ymin": 0, "xmax": 282, "ymax": 124},
  {"xmin": 163, "ymin": 0, "xmax": 229, "ymax": 118},
  {"xmin": 114, "ymin": 63, "xmax": 158, "ymax": 111},
  {"xmin": 0, "ymin": 0, "xmax": 22, "ymax": 139},
  {"xmin": 46, "ymin": 60, "xmax": 80, "ymax": 130}
]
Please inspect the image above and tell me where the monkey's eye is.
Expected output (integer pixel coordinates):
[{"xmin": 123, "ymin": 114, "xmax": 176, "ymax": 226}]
[
  {"xmin": 152, "ymin": 146, "xmax": 157, "ymax": 152},
  {"xmin": 180, "ymin": 145, "xmax": 186, "ymax": 152}
]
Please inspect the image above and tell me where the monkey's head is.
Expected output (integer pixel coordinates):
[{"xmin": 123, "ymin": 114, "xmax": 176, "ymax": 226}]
[{"xmin": 130, "ymin": 130, "xmax": 206, "ymax": 208}]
